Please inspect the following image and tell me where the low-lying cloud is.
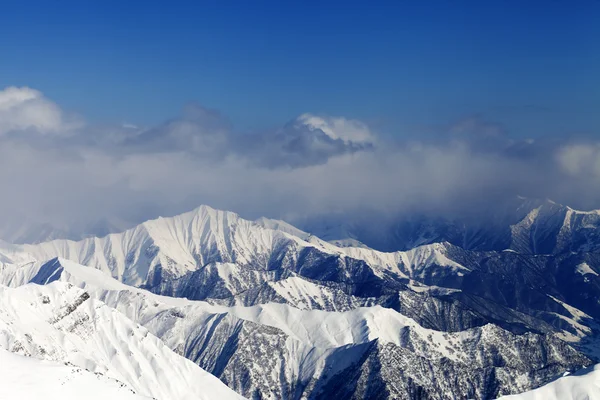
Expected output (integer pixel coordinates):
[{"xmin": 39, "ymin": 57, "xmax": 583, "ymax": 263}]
[
  {"xmin": 0, "ymin": 86, "xmax": 598, "ymax": 238},
  {"xmin": 0, "ymin": 86, "xmax": 81, "ymax": 136}
]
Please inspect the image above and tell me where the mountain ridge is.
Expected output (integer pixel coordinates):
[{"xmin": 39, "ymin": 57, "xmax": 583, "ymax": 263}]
[
  {"xmin": 0, "ymin": 276, "xmax": 244, "ymax": 400},
  {"xmin": 0, "ymin": 256, "xmax": 591, "ymax": 399},
  {"xmin": 3, "ymin": 201, "xmax": 600, "ymax": 398}
]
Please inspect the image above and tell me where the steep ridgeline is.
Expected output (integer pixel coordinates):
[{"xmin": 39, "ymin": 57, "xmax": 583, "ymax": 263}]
[
  {"xmin": 299, "ymin": 198, "xmax": 600, "ymax": 254},
  {"xmin": 2, "ymin": 204, "xmax": 600, "ymax": 398},
  {"xmin": 0, "ymin": 258, "xmax": 591, "ymax": 400},
  {"xmin": 3, "ymin": 196, "xmax": 600, "ymax": 254},
  {"xmin": 0, "ymin": 276, "xmax": 244, "ymax": 400},
  {"xmin": 10, "ymin": 205, "xmax": 600, "ymax": 340}
]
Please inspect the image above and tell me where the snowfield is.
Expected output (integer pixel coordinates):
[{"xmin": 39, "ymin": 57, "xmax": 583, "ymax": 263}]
[
  {"xmin": 0, "ymin": 280, "xmax": 244, "ymax": 400},
  {"xmin": 8, "ymin": 205, "xmax": 469, "ymax": 289},
  {"xmin": 0, "ymin": 348, "xmax": 148, "ymax": 400},
  {"xmin": 499, "ymin": 364, "xmax": 600, "ymax": 399},
  {"xmin": 1, "ymin": 201, "xmax": 600, "ymax": 399},
  {"xmin": 0, "ymin": 256, "xmax": 590, "ymax": 399}
]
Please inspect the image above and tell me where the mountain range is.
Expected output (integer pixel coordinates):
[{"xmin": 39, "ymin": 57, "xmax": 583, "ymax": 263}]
[{"xmin": 1, "ymin": 198, "xmax": 600, "ymax": 399}]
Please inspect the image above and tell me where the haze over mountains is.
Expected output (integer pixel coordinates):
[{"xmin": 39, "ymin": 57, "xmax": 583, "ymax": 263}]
[
  {"xmin": 5, "ymin": 195, "xmax": 600, "ymax": 255},
  {"xmin": 2, "ymin": 197, "xmax": 600, "ymax": 399},
  {"xmin": 2, "ymin": 0, "xmax": 598, "ymax": 397},
  {"xmin": 3, "ymin": 83, "xmax": 600, "ymax": 255}
]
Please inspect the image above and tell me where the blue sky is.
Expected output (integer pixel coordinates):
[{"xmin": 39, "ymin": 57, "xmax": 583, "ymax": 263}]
[
  {"xmin": 2, "ymin": 1, "xmax": 600, "ymax": 230},
  {"xmin": 1, "ymin": 0, "xmax": 598, "ymax": 137},
  {"xmin": 0, "ymin": 0, "xmax": 600, "ymax": 137}
]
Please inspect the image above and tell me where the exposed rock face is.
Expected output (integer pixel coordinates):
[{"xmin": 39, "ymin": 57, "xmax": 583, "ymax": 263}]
[
  {"xmin": 0, "ymin": 257, "xmax": 594, "ymax": 399},
  {"xmin": 2, "ymin": 202, "xmax": 600, "ymax": 399}
]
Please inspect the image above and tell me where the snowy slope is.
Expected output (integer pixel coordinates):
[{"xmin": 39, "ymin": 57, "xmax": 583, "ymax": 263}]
[
  {"xmin": 1, "ymin": 205, "xmax": 484, "ymax": 327},
  {"xmin": 264, "ymin": 275, "xmax": 377, "ymax": 311},
  {"xmin": 0, "ymin": 257, "xmax": 590, "ymax": 399},
  {"xmin": 1, "ymin": 258, "xmax": 468, "ymax": 353},
  {"xmin": 258, "ymin": 216, "xmax": 468, "ymax": 279},
  {"xmin": 254, "ymin": 216, "xmax": 311, "ymax": 240},
  {"xmin": 0, "ymin": 280, "xmax": 244, "ymax": 400},
  {"xmin": 3, "ymin": 207, "xmax": 600, "ymax": 341},
  {"xmin": 0, "ymin": 257, "xmax": 530, "ymax": 354},
  {"xmin": 0, "ymin": 348, "xmax": 148, "ymax": 400},
  {"xmin": 499, "ymin": 364, "xmax": 600, "ymax": 400},
  {"xmin": 19, "ymin": 205, "xmax": 300, "ymax": 286},
  {"xmin": 0, "ymin": 239, "xmax": 36, "ymax": 266},
  {"xmin": 14, "ymin": 205, "xmax": 468, "ymax": 287},
  {"xmin": 3, "ymin": 203, "xmax": 600, "ymax": 398},
  {"xmin": 3, "ymin": 206, "xmax": 600, "ymax": 344},
  {"xmin": 509, "ymin": 200, "xmax": 600, "ymax": 254}
]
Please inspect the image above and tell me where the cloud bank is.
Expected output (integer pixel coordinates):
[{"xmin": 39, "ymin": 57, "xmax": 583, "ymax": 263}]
[
  {"xmin": 0, "ymin": 87, "xmax": 81, "ymax": 136},
  {"xmin": 0, "ymin": 86, "xmax": 598, "ymax": 236}
]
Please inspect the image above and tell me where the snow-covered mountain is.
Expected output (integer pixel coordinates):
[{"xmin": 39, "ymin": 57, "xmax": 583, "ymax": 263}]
[
  {"xmin": 4, "ymin": 197, "xmax": 599, "ymax": 255},
  {"xmin": 499, "ymin": 364, "xmax": 600, "ymax": 400},
  {"xmin": 298, "ymin": 198, "xmax": 600, "ymax": 254},
  {"xmin": 0, "ymin": 257, "xmax": 590, "ymax": 399},
  {"xmin": 6, "ymin": 205, "xmax": 600, "ymax": 341},
  {"xmin": 0, "ymin": 276, "xmax": 243, "ymax": 400},
  {"xmin": 2, "ymin": 201, "xmax": 600, "ymax": 398},
  {"xmin": 0, "ymin": 348, "xmax": 148, "ymax": 400}
]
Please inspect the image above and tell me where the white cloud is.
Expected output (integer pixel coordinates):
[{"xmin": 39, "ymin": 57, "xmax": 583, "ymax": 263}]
[
  {"xmin": 296, "ymin": 113, "xmax": 375, "ymax": 144},
  {"xmin": 556, "ymin": 144, "xmax": 600, "ymax": 177},
  {"xmin": 1, "ymin": 85, "xmax": 600, "ymax": 234},
  {"xmin": 0, "ymin": 86, "xmax": 81, "ymax": 136}
]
